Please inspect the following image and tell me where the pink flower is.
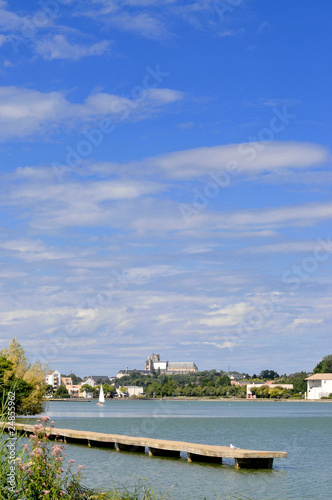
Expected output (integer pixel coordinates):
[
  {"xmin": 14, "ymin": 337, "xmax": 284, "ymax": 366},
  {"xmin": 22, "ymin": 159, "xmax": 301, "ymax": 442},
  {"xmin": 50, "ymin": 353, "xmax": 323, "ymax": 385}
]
[
  {"xmin": 51, "ymin": 445, "xmax": 62, "ymax": 455},
  {"xmin": 68, "ymin": 459, "xmax": 75, "ymax": 464},
  {"xmin": 78, "ymin": 465, "xmax": 85, "ymax": 469},
  {"xmin": 40, "ymin": 416, "xmax": 50, "ymax": 422},
  {"xmin": 30, "ymin": 447, "xmax": 43, "ymax": 457}
]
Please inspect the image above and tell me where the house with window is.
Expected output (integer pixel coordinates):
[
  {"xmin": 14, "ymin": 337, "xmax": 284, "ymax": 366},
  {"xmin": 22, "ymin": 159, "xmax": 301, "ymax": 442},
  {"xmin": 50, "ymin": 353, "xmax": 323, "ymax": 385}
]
[
  {"xmin": 61, "ymin": 377, "xmax": 72, "ymax": 387},
  {"xmin": 82, "ymin": 375, "xmax": 110, "ymax": 387},
  {"xmin": 45, "ymin": 370, "xmax": 61, "ymax": 390},
  {"xmin": 305, "ymin": 373, "xmax": 332, "ymax": 399}
]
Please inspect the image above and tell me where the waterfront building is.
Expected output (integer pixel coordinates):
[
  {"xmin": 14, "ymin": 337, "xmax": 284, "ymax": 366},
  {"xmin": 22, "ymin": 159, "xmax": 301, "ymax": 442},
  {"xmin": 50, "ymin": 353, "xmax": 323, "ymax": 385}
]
[
  {"xmin": 61, "ymin": 376, "xmax": 72, "ymax": 387},
  {"xmin": 82, "ymin": 375, "xmax": 110, "ymax": 387},
  {"xmin": 305, "ymin": 373, "xmax": 332, "ymax": 399},
  {"xmin": 116, "ymin": 386, "xmax": 144, "ymax": 397},
  {"xmin": 246, "ymin": 383, "xmax": 293, "ymax": 399},
  {"xmin": 45, "ymin": 369, "xmax": 61, "ymax": 389}
]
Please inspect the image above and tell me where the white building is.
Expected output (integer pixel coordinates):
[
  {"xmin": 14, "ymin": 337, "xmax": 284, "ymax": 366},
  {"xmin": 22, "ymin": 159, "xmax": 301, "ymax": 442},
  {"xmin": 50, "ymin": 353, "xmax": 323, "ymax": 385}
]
[
  {"xmin": 305, "ymin": 373, "xmax": 332, "ymax": 399},
  {"xmin": 144, "ymin": 353, "xmax": 198, "ymax": 374},
  {"xmin": 247, "ymin": 383, "xmax": 293, "ymax": 399},
  {"xmin": 116, "ymin": 386, "xmax": 144, "ymax": 397},
  {"xmin": 153, "ymin": 361, "xmax": 167, "ymax": 371},
  {"xmin": 127, "ymin": 386, "xmax": 144, "ymax": 397},
  {"xmin": 82, "ymin": 377, "xmax": 96, "ymax": 387},
  {"xmin": 46, "ymin": 370, "xmax": 61, "ymax": 390}
]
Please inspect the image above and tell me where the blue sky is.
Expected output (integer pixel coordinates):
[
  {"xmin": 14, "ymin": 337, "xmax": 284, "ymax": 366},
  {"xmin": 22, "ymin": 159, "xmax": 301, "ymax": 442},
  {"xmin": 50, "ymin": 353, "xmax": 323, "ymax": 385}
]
[{"xmin": 0, "ymin": 0, "xmax": 331, "ymax": 376}]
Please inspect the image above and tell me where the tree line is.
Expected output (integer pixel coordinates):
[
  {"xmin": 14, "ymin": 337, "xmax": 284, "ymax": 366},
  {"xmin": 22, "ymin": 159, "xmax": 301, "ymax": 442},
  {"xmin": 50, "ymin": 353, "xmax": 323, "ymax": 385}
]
[{"xmin": 1, "ymin": 337, "xmax": 331, "ymax": 416}]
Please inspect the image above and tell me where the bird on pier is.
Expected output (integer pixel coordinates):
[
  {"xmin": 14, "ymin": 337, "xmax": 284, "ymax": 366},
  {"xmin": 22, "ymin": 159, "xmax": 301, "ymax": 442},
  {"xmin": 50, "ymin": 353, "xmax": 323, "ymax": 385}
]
[{"xmin": 230, "ymin": 444, "xmax": 238, "ymax": 449}]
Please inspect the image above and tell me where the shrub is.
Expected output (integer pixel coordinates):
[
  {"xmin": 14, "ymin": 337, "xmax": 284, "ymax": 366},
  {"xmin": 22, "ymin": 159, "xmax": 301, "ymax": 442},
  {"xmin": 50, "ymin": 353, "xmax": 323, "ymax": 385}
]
[{"xmin": 15, "ymin": 417, "xmax": 88, "ymax": 499}]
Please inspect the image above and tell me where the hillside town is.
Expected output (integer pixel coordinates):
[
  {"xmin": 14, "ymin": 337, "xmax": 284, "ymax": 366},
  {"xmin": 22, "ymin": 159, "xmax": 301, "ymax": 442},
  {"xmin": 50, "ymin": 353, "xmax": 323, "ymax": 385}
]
[{"xmin": 45, "ymin": 353, "xmax": 332, "ymax": 401}]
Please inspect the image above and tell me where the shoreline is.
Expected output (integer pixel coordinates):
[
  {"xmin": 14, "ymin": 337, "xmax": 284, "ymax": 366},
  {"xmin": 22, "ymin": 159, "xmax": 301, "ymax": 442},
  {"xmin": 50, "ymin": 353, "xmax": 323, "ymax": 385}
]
[{"xmin": 45, "ymin": 397, "xmax": 332, "ymax": 403}]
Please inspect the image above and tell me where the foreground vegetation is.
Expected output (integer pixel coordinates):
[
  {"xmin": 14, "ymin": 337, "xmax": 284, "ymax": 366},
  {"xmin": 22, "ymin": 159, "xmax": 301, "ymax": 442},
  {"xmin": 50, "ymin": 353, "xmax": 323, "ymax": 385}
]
[
  {"xmin": 0, "ymin": 403, "xmax": 169, "ymax": 499},
  {"xmin": 0, "ymin": 339, "xmax": 48, "ymax": 415},
  {"xmin": 0, "ymin": 341, "xmax": 170, "ymax": 499}
]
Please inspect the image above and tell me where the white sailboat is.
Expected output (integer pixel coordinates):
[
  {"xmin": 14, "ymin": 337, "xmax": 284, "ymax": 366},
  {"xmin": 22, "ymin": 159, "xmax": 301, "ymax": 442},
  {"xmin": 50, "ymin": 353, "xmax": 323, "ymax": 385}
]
[{"xmin": 96, "ymin": 384, "xmax": 105, "ymax": 406}]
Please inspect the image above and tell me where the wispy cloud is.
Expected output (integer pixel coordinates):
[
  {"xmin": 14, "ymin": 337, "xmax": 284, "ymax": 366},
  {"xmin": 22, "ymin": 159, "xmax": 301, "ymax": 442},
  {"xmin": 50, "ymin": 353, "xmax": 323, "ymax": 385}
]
[
  {"xmin": 292, "ymin": 318, "xmax": 323, "ymax": 328},
  {"xmin": 34, "ymin": 35, "xmax": 111, "ymax": 60},
  {"xmin": 140, "ymin": 142, "xmax": 329, "ymax": 179},
  {"xmin": 0, "ymin": 86, "xmax": 184, "ymax": 140}
]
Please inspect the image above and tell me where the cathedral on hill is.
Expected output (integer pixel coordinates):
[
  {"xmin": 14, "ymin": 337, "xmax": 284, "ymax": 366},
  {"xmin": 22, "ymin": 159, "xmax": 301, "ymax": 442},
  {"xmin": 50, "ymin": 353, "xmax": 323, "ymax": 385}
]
[{"xmin": 144, "ymin": 353, "xmax": 198, "ymax": 375}]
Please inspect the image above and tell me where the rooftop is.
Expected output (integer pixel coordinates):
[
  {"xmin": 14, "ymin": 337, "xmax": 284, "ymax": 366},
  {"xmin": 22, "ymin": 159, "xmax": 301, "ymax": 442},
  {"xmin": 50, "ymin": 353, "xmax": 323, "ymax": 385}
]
[
  {"xmin": 167, "ymin": 362, "xmax": 197, "ymax": 368},
  {"xmin": 305, "ymin": 373, "xmax": 332, "ymax": 381}
]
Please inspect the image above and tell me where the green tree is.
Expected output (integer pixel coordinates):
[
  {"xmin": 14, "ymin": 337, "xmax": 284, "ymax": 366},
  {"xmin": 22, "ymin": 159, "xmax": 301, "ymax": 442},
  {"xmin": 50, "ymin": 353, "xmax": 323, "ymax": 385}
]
[
  {"xmin": 251, "ymin": 385, "xmax": 270, "ymax": 398},
  {"xmin": 1, "ymin": 338, "xmax": 48, "ymax": 414},
  {"xmin": 313, "ymin": 354, "xmax": 332, "ymax": 374},
  {"xmin": 103, "ymin": 383, "xmax": 116, "ymax": 396},
  {"xmin": 292, "ymin": 372, "xmax": 308, "ymax": 393},
  {"xmin": 216, "ymin": 375, "xmax": 231, "ymax": 386},
  {"xmin": 146, "ymin": 382, "xmax": 161, "ymax": 397},
  {"xmin": 269, "ymin": 386, "xmax": 285, "ymax": 399},
  {"xmin": 45, "ymin": 384, "xmax": 54, "ymax": 396},
  {"xmin": 259, "ymin": 370, "xmax": 279, "ymax": 380},
  {"xmin": 55, "ymin": 385, "xmax": 70, "ymax": 398},
  {"xmin": 61, "ymin": 372, "xmax": 82, "ymax": 385},
  {"xmin": 0, "ymin": 356, "xmax": 35, "ymax": 414}
]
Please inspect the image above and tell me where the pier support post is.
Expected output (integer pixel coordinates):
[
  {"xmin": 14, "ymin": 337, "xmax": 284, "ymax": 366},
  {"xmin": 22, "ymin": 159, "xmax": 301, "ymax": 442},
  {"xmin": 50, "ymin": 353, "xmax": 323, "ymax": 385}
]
[
  {"xmin": 88, "ymin": 440, "xmax": 115, "ymax": 449},
  {"xmin": 115, "ymin": 443, "xmax": 145, "ymax": 453},
  {"xmin": 235, "ymin": 458, "xmax": 273, "ymax": 469},
  {"xmin": 148, "ymin": 447, "xmax": 180, "ymax": 458},
  {"xmin": 187, "ymin": 453, "xmax": 222, "ymax": 464}
]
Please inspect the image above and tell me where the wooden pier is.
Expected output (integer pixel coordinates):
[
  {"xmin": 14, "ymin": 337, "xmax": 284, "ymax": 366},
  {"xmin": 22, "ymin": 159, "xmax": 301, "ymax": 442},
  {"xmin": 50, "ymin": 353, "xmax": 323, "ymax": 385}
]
[{"xmin": 7, "ymin": 423, "xmax": 287, "ymax": 469}]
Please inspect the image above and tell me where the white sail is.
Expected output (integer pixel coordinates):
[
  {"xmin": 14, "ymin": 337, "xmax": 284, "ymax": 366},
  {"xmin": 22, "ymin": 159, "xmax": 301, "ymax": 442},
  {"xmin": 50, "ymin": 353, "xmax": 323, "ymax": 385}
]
[{"xmin": 99, "ymin": 384, "xmax": 105, "ymax": 403}]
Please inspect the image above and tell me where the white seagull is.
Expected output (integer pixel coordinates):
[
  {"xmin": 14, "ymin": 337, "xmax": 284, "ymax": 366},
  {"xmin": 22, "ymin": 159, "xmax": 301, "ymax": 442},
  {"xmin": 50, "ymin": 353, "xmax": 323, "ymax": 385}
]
[{"xmin": 230, "ymin": 444, "xmax": 238, "ymax": 449}]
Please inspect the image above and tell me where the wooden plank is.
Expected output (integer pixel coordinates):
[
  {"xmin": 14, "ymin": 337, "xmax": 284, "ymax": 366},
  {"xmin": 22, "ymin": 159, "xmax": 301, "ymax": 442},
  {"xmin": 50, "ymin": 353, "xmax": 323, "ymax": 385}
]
[{"xmin": 4, "ymin": 423, "xmax": 287, "ymax": 466}]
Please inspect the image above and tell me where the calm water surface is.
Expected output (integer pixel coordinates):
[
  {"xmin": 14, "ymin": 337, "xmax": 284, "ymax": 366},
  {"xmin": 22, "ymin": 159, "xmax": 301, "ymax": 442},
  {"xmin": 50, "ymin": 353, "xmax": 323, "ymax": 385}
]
[{"xmin": 27, "ymin": 400, "xmax": 332, "ymax": 499}]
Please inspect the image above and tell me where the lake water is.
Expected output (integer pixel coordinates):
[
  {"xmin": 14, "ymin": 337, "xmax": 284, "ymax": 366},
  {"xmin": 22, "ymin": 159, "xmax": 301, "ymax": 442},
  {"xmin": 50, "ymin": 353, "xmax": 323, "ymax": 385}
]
[{"xmin": 28, "ymin": 399, "xmax": 332, "ymax": 499}]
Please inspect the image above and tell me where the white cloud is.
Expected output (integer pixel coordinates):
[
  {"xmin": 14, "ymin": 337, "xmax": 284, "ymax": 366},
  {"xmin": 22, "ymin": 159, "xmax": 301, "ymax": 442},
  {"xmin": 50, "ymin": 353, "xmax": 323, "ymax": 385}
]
[
  {"xmin": 292, "ymin": 318, "xmax": 323, "ymax": 328},
  {"xmin": 0, "ymin": 238, "xmax": 73, "ymax": 261},
  {"xmin": 245, "ymin": 241, "xmax": 328, "ymax": 254},
  {"xmin": 146, "ymin": 142, "xmax": 329, "ymax": 179},
  {"xmin": 181, "ymin": 341, "xmax": 238, "ymax": 349},
  {"xmin": 0, "ymin": 34, "xmax": 8, "ymax": 46},
  {"xmin": 34, "ymin": 35, "xmax": 111, "ymax": 60},
  {"xmin": 222, "ymin": 202, "xmax": 332, "ymax": 228},
  {"xmin": 0, "ymin": 86, "xmax": 184, "ymax": 140},
  {"xmin": 107, "ymin": 12, "xmax": 167, "ymax": 39},
  {"xmin": 199, "ymin": 302, "xmax": 251, "ymax": 327},
  {"xmin": 0, "ymin": 3, "xmax": 31, "ymax": 32}
]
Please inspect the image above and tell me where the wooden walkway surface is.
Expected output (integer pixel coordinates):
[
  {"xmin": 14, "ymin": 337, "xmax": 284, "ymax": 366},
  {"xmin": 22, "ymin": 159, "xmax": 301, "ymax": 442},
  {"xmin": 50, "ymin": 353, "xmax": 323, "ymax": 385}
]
[{"xmin": 6, "ymin": 423, "xmax": 287, "ymax": 469}]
